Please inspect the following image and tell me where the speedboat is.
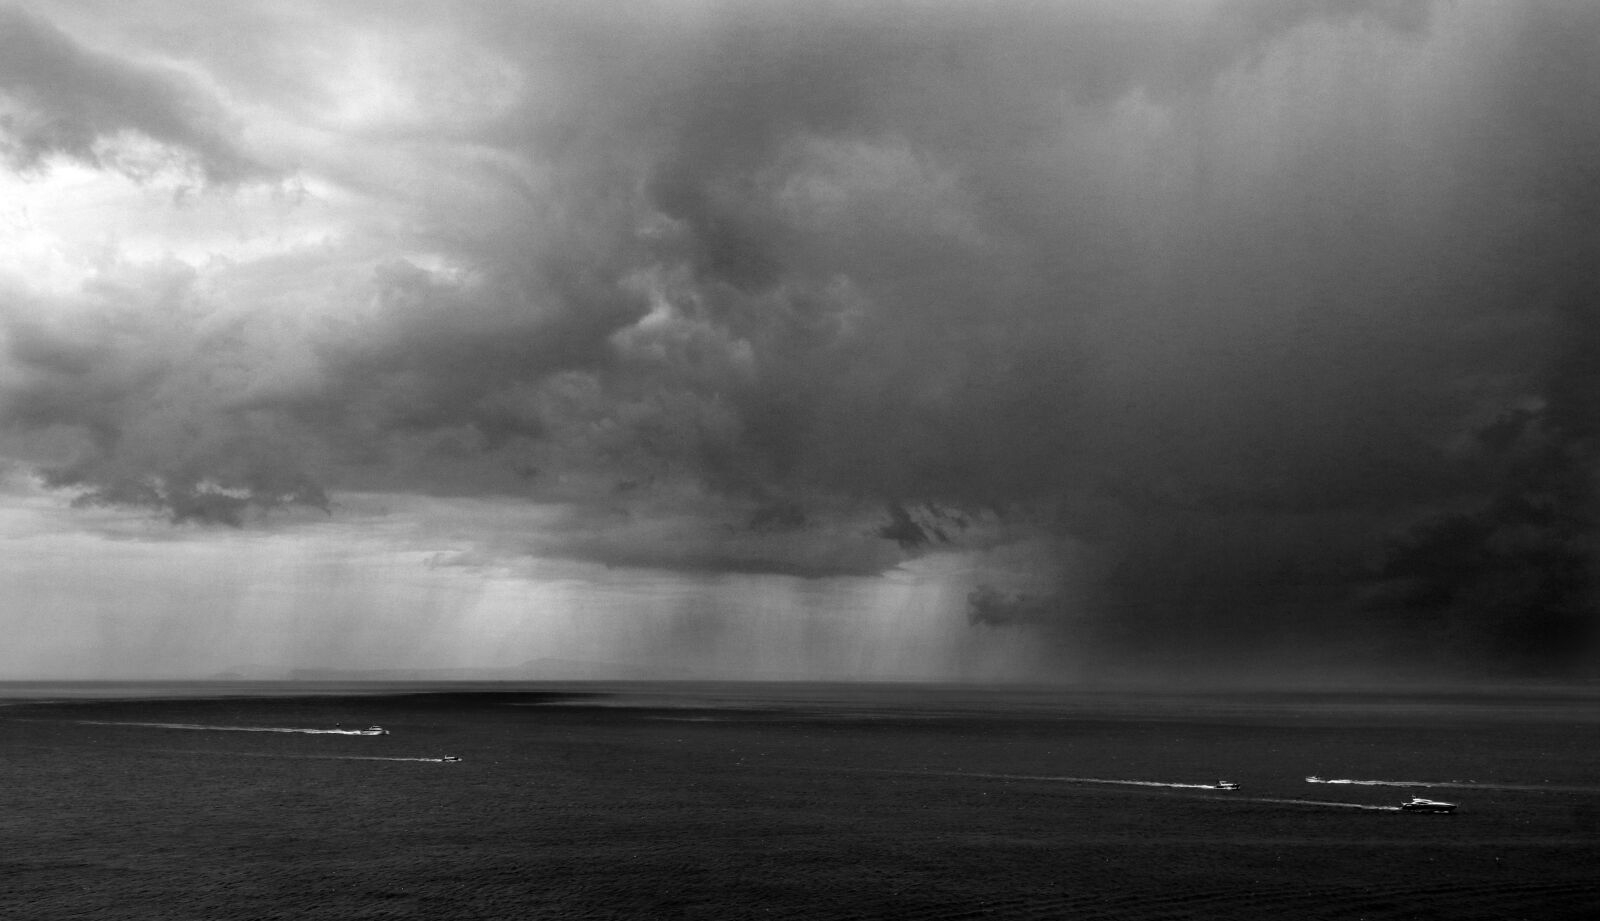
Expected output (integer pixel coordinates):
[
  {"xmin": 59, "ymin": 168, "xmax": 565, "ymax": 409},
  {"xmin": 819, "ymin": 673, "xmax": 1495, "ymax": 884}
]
[
  {"xmin": 1214, "ymin": 780, "xmax": 1239, "ymax": 791},
  {"xmin": 439, "ymin": 755, "xmax": 462, "ymax": 763},
  {"xmin": 357, "ymin": 725, "xmax": 389, "ymax": 736},
  {"xmin": 1400, "ymin": 797, "xmax": 1456, "ymax": 814}
]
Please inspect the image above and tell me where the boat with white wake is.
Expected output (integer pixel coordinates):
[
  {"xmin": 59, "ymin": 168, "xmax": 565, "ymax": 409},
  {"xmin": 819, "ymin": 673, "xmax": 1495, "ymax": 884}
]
[{"xmin": 1399, "ymin": 797, "xmax": 1456, "ymax": 814}]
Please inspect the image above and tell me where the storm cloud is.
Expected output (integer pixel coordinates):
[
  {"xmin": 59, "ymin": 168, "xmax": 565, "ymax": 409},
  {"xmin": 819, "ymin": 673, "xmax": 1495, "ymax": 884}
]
[{"xmin": 2, "ymin": 0, "xmax": 1597, "ymax": 678}]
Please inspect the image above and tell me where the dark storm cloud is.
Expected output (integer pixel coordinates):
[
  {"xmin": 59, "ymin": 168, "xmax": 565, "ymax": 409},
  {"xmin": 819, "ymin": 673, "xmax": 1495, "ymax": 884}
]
[
  {"xmin": 498, "ymin": 0, "xmax": 1449, "ymax": 526},
  {"xmin": 281, "ymin": 0, "xmax": 1443, "ymax": 518},
  {"xmin": 6, "ymin": 1, "xmax": 1598, "ymax": 672},
  {"xmin": 461, "ymin": 0, "xmax": 1590, "ymax": 672},
  {"xmin": 409, "ymin": 0, "xmax": 1370, "ymax": 504},
  {"xmin": 0, "ymin": 5, "xmax": 267, "ymax": 181},
  {"xmin": 1355, "ymin": 0, "xmax": 1600, "ymax": 673}
]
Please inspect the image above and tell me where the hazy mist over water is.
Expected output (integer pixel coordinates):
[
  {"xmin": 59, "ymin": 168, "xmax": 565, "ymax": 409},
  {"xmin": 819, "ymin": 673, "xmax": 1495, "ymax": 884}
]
[{"xmin": 2, "ymin": 1, "xmax": 1599, "ymax": 682}]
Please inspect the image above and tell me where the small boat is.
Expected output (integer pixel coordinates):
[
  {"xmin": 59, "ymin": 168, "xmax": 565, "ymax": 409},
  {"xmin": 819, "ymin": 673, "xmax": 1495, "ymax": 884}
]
[
  {"xmin": 439, "ymin": 755, "xmax": 462, "ymax": 763},
  {"xmin": 1214, "ymin": 780, "xmax": 1239, "ymax": 791},
  {"xmin": 358, "ymin": 725, "xmax": 389, "ymax": 736},
  {"xmin": 1400, "ymin": 797, "xmax": 1456, "ymax": 814}
]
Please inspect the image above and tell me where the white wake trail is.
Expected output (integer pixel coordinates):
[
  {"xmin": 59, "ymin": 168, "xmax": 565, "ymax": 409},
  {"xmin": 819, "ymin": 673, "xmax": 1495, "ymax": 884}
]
[
  {"xmin": 1307, "ymin": 776, "xmax": 1433, "ymax": 788},
  {"xmin": 287, "ymin": 754, "xmax": 458, "ymax": 763},
  {"xmin": 1307, "ymin": 775, "xmax": 1597, "ymax": 794},
  {"xmin": 72, "ymin": 720, "xmax": 385, "ymax": 735},
  {"xmin": 866, "ymin": 769, "xmax": 1240, "ymax": 791},
  {"xmin": 961, "ymin": 772, "xmax": 1238, "ymax": 790},
  {"xmin": 135, "ymin": 748, "xmax": 458, "ymax": 763},
  {"xmin": 869, "ymin": 770, "xmax": 1406, "ymax": 810},
  {"xmin": 1240, "ymin": 796, "xmax": 1401, "ymax": 812}
]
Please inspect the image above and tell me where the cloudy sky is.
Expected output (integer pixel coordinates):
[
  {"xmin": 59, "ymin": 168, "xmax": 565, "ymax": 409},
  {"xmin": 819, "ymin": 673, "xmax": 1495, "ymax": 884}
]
[{"xmin": 2, "ymin": 0, "xmax": 1596, "ymax": 682}]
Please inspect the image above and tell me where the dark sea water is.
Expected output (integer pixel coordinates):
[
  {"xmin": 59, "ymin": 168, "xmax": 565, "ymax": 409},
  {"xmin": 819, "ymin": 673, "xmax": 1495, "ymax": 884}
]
[{"xmin": 2, "ymin": 681, "xmax": 1597, "ymax": 920}]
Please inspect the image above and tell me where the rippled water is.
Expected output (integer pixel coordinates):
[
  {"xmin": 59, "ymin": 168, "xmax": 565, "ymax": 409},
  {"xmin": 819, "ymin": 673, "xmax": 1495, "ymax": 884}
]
[{"xmin": 3, "ymin": 681, "xmax": 1597, "ymax": 919}]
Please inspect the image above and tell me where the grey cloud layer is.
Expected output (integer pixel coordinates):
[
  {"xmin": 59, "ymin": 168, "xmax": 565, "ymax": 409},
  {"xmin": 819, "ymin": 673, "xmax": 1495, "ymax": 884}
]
[
  {"xmin": 0, "ymin": 262, "xmax": 329, "ymax": 525},
  {"xmin": 3, "ymin": 0, "xmax": 1597, "ymax": 673},
  {"xmin": 0, "ymin": 6, "xmax": 266, "ymax": 180}
]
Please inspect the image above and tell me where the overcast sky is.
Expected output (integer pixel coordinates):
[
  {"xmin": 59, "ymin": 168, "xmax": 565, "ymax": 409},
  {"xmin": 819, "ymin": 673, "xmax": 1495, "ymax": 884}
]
[{"xmin": 2, "ymin": 0, "xmax": 1596, "ymax": 681}]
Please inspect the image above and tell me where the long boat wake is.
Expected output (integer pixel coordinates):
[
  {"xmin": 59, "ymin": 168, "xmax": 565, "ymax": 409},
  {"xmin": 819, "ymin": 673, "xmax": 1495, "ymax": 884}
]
[
  {"xmin": 231, "ymin": 752, "xmax": 459, "ymax": 763},
  {"xmin": 70, "ymin": 720, "xmax": 387, "ymax": 736},
  {"xmin": 122, "ymin": 748, "xmax": 459, "ymax": 763},
  {"xmin": 853, "ymin": 770, "xmax": 1409, "ymax": 810},
  {"xmin": 952, "ymin": 772, "xmax": 1240, "ymax": 791},
  {"xmin": 849, "ymin": 768, "xmax": 1241, "ymax": 791},
  {"xmin": 231, "ymin": 752, "xmax": 457, "ymax": 763},
  {"xmin": 1307, "ymin": 776, "xmax": 1598, "ymax": 794},
  {"xmin": 1309, "ymin": 776, "xmax": 1448, "ymax": 788},
  {"xmin": 1241, "ymin": 796, "xmax": 1400, "ymax": 812}
]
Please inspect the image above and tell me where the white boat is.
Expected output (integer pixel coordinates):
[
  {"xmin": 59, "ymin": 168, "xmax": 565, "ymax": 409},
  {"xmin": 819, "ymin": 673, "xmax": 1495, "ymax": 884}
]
[
  {"xmin": 1399, "ymin": 797, "xmax": 1456, "ymax": 814},
  {"xmin": 440, "ymin": 755, "xmax": 462, "ymax": 763},
  {"xmin": 358, "ymin": 725, "xmax": 389, "ymax": 736},
  {"xmin": 1214, "ymin": 780, "xmax": 1239, "ymax": 790}
]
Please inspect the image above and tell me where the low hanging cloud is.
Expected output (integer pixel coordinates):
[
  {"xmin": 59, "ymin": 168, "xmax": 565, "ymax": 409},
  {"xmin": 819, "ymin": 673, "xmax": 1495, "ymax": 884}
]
[{"xmin": 2, "ymin": 0, "xmax": 1598, "ymax": 675}]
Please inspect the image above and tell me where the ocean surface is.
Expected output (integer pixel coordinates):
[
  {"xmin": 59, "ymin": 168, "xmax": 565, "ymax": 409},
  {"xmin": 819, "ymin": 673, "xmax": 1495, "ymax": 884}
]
[{"xmin": 3, "ymin": 681, "xmax": 1597, "ymax": 919}]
